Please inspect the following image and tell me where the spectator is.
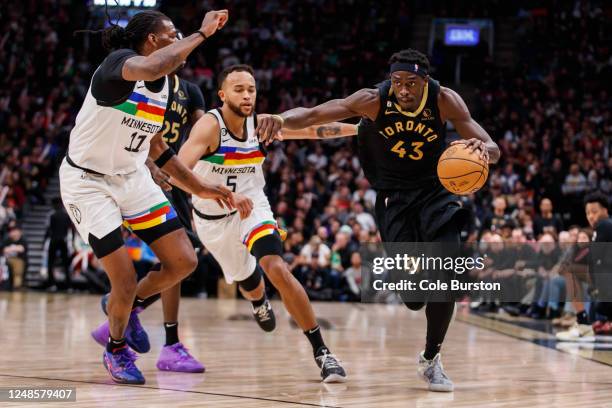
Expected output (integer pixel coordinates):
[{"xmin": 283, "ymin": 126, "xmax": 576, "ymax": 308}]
[
  {"xmin": 352, "ymin": 202, "xmax": 376, "ymax": 232},
  {"xmin": 300, "ymin": 235, "xmax": 331, "ymax": 269},
  {"xmin": 343, "ymin": 252, "xmax": 362, "ymax": 301},
  {"xmin": 533, "ymin": 198, "xmax": 564, "ymax": 239},
  {"xmin": 562, "ymin": 164, "xmax": 588, "ymax": 196},
  {"xmin": 482, "ymin": 197, "xmax": 513, "ymax": 234},
  {"xmin": 2, "ymin": 224, "xmax": 27, "ymax": 290},
  {"xmin": 45, "ymin": 197, "xmax": 73, "ymax": 291}
]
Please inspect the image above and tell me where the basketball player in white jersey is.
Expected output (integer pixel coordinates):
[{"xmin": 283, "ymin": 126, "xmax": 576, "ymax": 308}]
[
  {"xmin": 178, "ymin": 65, "xmax": 351, "ymax": 383},
  {"xmin": 61, "ymin": 9, "xmax": 242, "ymax": 385}
]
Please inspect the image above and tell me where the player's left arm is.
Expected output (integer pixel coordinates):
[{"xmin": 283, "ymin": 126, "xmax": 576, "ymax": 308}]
[
  {"xmin": 271, "ymin": 122, "xmax": 358, "ymax": 140},
  {"xmin": 438, "ymin": 86, "xmax": 500, "ymax": 164}
]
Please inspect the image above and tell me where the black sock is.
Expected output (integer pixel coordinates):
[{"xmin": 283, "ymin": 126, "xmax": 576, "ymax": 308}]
[
  {"xmin": 132, "ymin": 293, "xmax": 161, "ymax": 310},
  {"xmin": 577, "ymin": 310, "xmax": 589, "ymax": 325},
  {"xmin": 164, "ymin": 322, "xmax": 179, "ymax": 346},
  {"xmin": 106, "ymin": 336, "xmax": 127, "ymax": 353},
  {"xmin": 423, "ymin": 302, "xmax": 455, "ymax": 360},
  {"xmin": 304, "ymin": 326, "xmax": 328, "ymax": 357},
  {"xmin": 251, "ymin": 294, "xmax": 266, "ymax": 308}
]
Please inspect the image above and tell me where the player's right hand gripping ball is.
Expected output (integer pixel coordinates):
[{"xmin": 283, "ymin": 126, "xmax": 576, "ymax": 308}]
[{"xmin": 437, "ymin": 144, "xmax": 489, "ymax": 195}]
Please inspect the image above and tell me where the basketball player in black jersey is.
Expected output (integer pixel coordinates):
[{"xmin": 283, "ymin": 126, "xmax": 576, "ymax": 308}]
[
  {"xmin": 257, "ymin": 49, "xmax": 500, "ymax": 391},
  {"xmin": 90, "ymin": 67, "xmax": 208, "ymax": 373}
]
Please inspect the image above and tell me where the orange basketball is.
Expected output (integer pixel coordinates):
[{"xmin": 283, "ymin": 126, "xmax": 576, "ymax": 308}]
[{"xmin": 437, "ymin": 143, "xmax": 489, "ymax": 195}]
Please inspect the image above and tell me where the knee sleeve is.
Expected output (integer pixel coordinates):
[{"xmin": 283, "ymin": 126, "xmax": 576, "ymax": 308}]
[{"xmin": 237, "ymin": 265, "xmax": 263, "ymax": 292}]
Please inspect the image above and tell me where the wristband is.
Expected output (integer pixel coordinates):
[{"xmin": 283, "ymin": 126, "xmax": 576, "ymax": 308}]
[
  {"xmin": 154, "ymin": 148, "xmax": 176, "ymax": 168},
  {"xmin": 196, "ymin": 30, "xmax": 208, "ymax": 41}
]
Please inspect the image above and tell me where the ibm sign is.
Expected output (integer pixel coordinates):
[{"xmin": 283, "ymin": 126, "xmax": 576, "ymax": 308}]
[{"xmin": 444, "ymin": 25, "xmax": 480, "ymax": 47}]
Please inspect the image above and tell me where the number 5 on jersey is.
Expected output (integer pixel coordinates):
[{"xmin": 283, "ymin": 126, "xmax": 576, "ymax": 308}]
[{"xmin": 226, "ymin": 175, "xmax": 237, "ymax": 192}]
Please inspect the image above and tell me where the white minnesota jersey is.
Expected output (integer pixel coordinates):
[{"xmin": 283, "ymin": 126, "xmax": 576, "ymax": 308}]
[
  {"xmin": 67, "ymin": 74, "xmax": 168, "ymax": 175},
  {"xmin": 192, "ymin": 109, "xmax": 267, "ymax": 216}
]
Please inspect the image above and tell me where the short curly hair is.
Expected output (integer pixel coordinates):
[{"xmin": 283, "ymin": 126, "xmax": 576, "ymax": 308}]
[{"xmin": 388, "ymin": 49, "xmax": 430, "ymax": 72}]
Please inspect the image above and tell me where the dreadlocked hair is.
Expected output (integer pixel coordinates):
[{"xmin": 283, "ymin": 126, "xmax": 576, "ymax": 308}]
[
  {"xmin": 75, "ymin": 2, "xmax": 169, "ymax": 53},
  {"xmin": 388, "ymin": 49, "xmax": 430, "ymax": 72}
]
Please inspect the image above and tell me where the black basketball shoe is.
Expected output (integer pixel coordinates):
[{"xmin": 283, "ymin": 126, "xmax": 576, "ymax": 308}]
[
  {"xmin": 315, "ymin": 347, "xmax": 347, "ymax": 383},
  {"xmin": 252, "ymin": 299, "xmax": 276, "ymax": 332}
]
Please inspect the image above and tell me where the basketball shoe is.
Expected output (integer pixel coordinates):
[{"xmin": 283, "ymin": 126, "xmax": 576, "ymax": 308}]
[
  {"xmin": 252, "ymin": 299, "xmax": 276, "ymax": 332},
  {"xmin": 315, "ymin": 348, "xmax": 347, "ymax": 383},
  {"xmin": 156, "ymin": 343, "xmax": 205, "ymax": 373},
  {"xmin": 417, "ymin": 352, "xmax": 454, "ymax": 392},
  {"xmin": 555, "ymin": 322, "xmax": 595, "ymax": 341},
  {"xmin": 103, "ymin": 346, "xmax": 145, "ymax": 384}
]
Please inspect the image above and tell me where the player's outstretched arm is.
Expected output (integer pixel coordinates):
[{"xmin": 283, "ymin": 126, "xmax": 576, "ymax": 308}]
[
  {"xmin": 148, "ymin": 130, "xmax": 234, "ymax": 210},
  {"xmin": 267, "ymin": 122, "xmax": 358, "ymax": 141},
  {"xmin": 438, "ymin": 86, "xmax": 501, "ymax": 164},
  {"xmin": 122, "ymin": 10, "xmax": 228, "ymax": 82},
  {"xmin": 256, "ymin": 88, "xmax": 379, "ymax": 143}
]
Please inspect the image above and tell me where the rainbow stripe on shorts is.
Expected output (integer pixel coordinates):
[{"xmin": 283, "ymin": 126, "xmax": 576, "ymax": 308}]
[
  {"xmin": 123, "ymin": 201, "xmax": 177, "ymax": 231},
  {"xmin": 112, "ymin": 91, "xmax": 166, "ymax": 124},
  {"xmin": 203, "ymin": 146, "xmax": 264, "ymax": 166},
  {"xmin": 243, "ymin": 220, "xmax": 278, "ymax": 251}
]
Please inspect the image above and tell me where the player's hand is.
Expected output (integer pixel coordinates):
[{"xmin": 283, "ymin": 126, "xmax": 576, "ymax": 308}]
[
  {"xmin": 200, "ymin": 10, "xmax": 229, "ymax": 38},
  {"xmin": 152, "ymin": 169, "xmax": 172, "ymax": 191},
  {"xmin": 233, "ymin": 193, "xmax": 254, "ymax": 219},
  {"xmin": 451, "ymin": 138, "xmax": 489, "ymax": 163},
  {"xmin": 146, "ymin": 159, "xmax": 172, "ymax": 191},
  {"xmin": 256, "ymin": 114, "xmax": 283, "ymax": 145},
  {"xmin": 196, "ymin": 183, "xmax": 235, "ymax": 210}
]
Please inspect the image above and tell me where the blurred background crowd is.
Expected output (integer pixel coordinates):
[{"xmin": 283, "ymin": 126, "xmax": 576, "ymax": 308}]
[{"xmin": 0, "ymin": 0, "xmax": 610, "ymax": 325}]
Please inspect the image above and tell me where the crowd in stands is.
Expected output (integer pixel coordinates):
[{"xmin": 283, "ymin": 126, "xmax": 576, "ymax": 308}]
[{"xmin": 0, "ymin": 0, "xmax": 610, "ymax": 332}]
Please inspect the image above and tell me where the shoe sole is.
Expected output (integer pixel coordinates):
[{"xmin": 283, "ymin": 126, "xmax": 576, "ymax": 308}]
[
  {"xmin": 322, "ymin": 373, "xmax": 348, "ymax": 383},
  {"xmin": 428, "ymin": 384, "xmax": 454, "ymax": 392},
  {"xmin": 417, "ymin": 372, "xmax": 454, "ymax": 392},
  {"xmin": 156, "ymin": 363, "xmax": 205, "ymax": 373},
  {"xmin": 256, "ymin": 322, "xmax": 276, "ymax": 332},
  {"xmin": 555, "ymin": 335, "xmax": 595, "ymax": 342}
]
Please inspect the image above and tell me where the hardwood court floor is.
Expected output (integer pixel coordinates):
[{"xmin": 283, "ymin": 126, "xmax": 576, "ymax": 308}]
[{"xmin": 1, "ymin": 292, "xmax": 611, "ymax": 407}]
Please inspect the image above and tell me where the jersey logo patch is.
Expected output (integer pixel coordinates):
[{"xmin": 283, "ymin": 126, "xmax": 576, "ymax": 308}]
[
  {"xmin": 421, "ymin": 108, "xmax": 435, "ymax": 120},
  {"xmin": 178, "ymin": 90, "xmax": 187, "ymax": 100},
  {"xmin": 69, "ymin": 204, "xmax": 82, "ymax": 224}
]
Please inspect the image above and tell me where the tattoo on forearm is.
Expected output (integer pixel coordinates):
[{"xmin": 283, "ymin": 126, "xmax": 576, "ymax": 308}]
[{"xmin": 316, "ymin": 125, "xmax": 341, "ymax": 139}]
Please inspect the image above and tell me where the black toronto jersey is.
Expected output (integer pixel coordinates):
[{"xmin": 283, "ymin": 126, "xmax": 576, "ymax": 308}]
[
  {"xmin": 357, "ymin": 78, "xmax": 446, "ymax": 190},
  {"xmin": 161, "ymin": 75, "xmax": 205, "ymax": 232}
]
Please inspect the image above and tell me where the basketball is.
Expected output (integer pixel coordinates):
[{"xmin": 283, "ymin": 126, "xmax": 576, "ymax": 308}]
[{"xmin": 437, "ymin": 143, "xmax": 489, "ymax": 195}]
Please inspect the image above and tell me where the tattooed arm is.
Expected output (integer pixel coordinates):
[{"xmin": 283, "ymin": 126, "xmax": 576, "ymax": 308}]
[{"xmin": 270, "ymin": 122, "xmax": 358, "ymax": 141}]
